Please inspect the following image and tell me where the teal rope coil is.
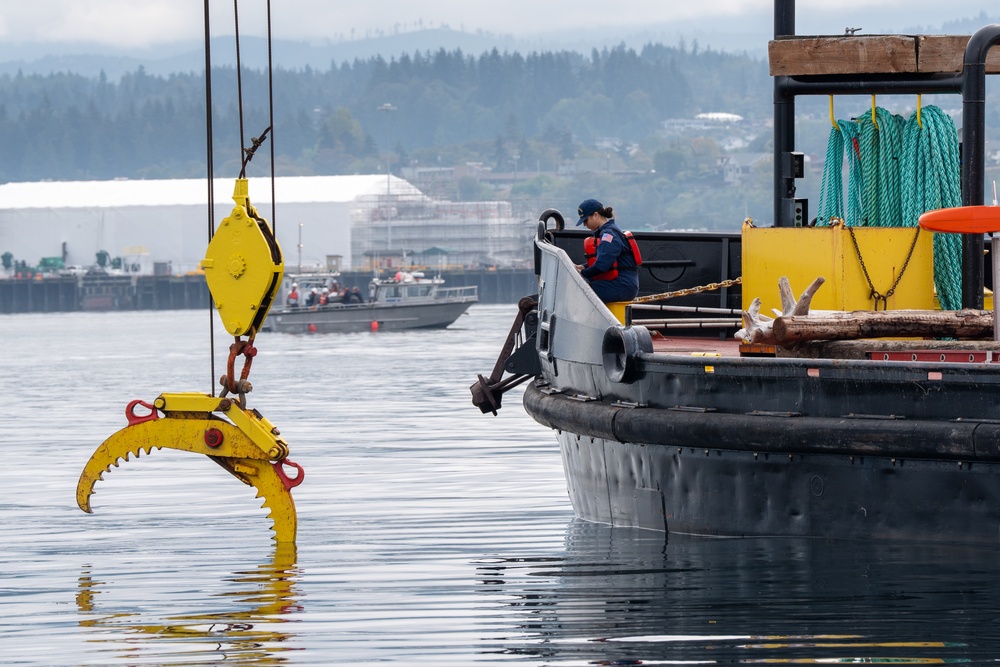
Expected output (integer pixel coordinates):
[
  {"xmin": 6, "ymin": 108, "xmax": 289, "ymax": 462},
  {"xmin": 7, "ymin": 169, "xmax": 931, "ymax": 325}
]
[
  {"xmin": 816, "ymin": 124, "xmax": 844, "ymax": 225},
  {"xmin": 816, "ymin": 119, "xmax": 863, "ymax": 226},
  {"xmin": 854, "ymin": 107, "xmax": 904, "ymax": 227},
  {"xmin": 814, "ymin": 103, "xmax": 962, "ymax": 309},
  {"xmin": 842, "ymin": 119, "xmax": 864, "ymax": 226},
  {"xmin": 900, "ymin": 105, "xmax": 962, "ymax": 310}
]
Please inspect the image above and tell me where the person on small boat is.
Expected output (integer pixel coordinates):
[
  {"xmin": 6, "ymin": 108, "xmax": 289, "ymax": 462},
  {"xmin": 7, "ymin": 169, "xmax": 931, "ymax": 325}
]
[
  {"xmin": 574, "ymin": 198, "xmax": 640, "ymax": 303},
  {"xmin": 342, "ymin": 286, "xmax": 364, "ymax": 304},
  {"xmin": 286, "ymin": 283, "xmax": 300, "ymax": 307}
]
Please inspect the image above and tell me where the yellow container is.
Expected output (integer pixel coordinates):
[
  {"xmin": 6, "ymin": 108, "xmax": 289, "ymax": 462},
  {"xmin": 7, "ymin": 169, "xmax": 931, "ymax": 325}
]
[{"xmin": 742, "ymin": 226, "xmax": 938, "ymax": 315}]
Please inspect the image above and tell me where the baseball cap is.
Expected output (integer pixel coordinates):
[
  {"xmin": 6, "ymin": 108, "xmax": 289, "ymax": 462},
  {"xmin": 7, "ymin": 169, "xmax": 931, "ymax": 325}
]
[{"xmin": 577, "ymin": 199, "xmax": 603, "ymax": 226}]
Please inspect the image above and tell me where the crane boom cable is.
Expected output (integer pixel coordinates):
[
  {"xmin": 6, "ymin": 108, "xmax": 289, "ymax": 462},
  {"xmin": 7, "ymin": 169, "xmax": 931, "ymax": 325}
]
[
  {"xmin": 267, "ymin": 0, "xmax": 277, "ymax": 234},
  {"xmin": 233, "ymin": 0, "xmax": 245, "ymax": 170},
  {"xmin": 203, "ymin": 0, "xmax": 217, "ymax": 395}
]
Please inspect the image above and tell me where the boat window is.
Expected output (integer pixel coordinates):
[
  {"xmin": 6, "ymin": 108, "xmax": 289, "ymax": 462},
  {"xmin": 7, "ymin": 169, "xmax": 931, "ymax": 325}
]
[
  {"xmin": 407, "ymin": 285, "xmax": 433, "ymax": 297},
  {"xmin": 383, "ymin": 286, "xmax": 401, "ymax": 299}
]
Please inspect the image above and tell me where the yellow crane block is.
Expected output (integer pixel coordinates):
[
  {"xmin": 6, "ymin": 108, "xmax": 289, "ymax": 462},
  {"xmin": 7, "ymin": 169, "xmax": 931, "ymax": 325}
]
[{"xmin": 202, "ymin": 179, "xmax": 284, "ymax": 336}]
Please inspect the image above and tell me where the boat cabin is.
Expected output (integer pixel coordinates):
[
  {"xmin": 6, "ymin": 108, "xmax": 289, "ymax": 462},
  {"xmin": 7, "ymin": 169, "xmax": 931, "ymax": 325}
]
[{"xmin": 374, "ymin": 273, "xmax": 441, "ymax": 302}]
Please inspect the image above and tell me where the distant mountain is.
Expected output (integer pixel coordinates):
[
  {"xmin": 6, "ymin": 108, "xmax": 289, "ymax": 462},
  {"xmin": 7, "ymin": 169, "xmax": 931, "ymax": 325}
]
[
  {"xmin": 0, "ymin": 21, "xmax": 772, "ymax": 80},
  {"xmin": 1, "ymin": 10, "xmax": 997, "ymax": 80}
]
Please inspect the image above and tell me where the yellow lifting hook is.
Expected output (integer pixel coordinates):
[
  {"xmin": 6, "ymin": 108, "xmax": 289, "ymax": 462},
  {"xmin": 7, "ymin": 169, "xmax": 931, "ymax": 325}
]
[{"xmin": 76, "ymin": 178, "xmax": 303, "ymax": 542}]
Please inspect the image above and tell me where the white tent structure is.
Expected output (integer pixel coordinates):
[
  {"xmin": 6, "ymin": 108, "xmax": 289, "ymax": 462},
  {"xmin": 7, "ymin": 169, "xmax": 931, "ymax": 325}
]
[{"xmin": 0, "ymin": 175, "xmax": 414, "ymax": 273}]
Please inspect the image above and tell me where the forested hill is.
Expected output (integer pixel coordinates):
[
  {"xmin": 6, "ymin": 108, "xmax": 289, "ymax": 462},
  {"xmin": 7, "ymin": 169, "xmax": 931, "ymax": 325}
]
[{"xmin": 0, "ymin": 42, "xmax": 769, "ymax": 184}]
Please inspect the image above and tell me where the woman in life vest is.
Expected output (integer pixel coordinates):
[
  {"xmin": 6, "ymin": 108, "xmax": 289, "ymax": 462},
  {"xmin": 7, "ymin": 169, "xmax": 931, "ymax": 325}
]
[{"xmin": 574, "ymin": 198, "xmax": 640, "ymax": 303}]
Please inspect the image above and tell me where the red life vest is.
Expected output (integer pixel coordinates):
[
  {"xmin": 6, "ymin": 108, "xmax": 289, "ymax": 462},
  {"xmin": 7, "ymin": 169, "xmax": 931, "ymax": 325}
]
[{"xmin": 584, "ymin": 230, "xmax": 642, "ymax": 281}]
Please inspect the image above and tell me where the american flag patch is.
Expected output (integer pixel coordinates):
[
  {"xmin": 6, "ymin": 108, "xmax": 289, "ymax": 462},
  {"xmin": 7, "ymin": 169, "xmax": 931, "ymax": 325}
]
[{"xmin": 601, "ymin": 233, "xmax": 613, "ymax": 243}]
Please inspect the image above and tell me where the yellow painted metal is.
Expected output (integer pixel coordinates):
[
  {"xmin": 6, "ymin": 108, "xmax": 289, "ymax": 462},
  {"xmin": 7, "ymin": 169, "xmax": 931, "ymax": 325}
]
[
  {"xmin": 220, "ymin": 399, "xmax": 289, "ymax": 460},
  {"xmin": 81, "ymin": 182, "xmax": 298, "ymax": 542},
  {"xmin": 155, "ymin": 392, "xmax": 289, "ymax": 460},
  {"xmin": 153, "ymin": 391, "xmax": 226, "ymax": 413},
  {"xmin": 606, "ymin": 301, "xmax": 629, "ymax": 324},
  {"xmin": 742, "ymin": 226, "xmax": 937, "ymax": 316},
  {"xmin": 201, "ymin": 179, "xmax": 284, "ymax": 336},
  {"xmin": 211, "ymin": 456, "xmax": 298, "ymax": 543},
  {"xmin": 933, "ymin": 288, "xmax": 993, "ymax": 309},
  {"xmin": 76, "ymin": 412, "xmax": 297, "ymax": 542}
]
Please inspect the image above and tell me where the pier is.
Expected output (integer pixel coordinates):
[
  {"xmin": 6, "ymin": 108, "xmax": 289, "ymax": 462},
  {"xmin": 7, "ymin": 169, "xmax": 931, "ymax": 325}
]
[{"xmin": 0, "ymin": 268, "xmax": 536, "ymax": 314}]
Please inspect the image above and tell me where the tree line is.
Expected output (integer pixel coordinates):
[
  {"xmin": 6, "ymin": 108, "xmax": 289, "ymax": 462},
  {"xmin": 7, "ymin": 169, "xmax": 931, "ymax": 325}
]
[{"xmin": 0, "ymin": 43, "xmax": 770, "ymax": 185}]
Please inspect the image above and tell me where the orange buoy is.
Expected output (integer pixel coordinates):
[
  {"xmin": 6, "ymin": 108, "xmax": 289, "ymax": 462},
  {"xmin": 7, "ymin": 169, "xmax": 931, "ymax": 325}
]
[
  {"xmin": 308, "ymin": 323, "xmax": 317, "ymax": 333},
  {"xmin": 370, "ymin": 321, "xmax": 379, "ymax": 332},
  {"xmin": 918, "ymin": 205, "xmax": 1000, "ymax": 234}
]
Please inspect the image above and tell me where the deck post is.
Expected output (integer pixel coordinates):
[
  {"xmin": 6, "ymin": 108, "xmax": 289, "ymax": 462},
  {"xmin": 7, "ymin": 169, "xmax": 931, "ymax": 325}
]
[
  {"xmin": 961, "ymin": 25, "xmax": 1000, "ymax": 309},
  {"xmin": 773, "ymin": 0, "xmax": 796, "ymax": 227}
]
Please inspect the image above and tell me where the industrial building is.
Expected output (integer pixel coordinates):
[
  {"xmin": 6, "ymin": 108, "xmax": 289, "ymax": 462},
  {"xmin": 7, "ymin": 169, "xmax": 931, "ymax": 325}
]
[{"xmin": 0, "ymin": 175, "xmax": 529, "ymax": 276}]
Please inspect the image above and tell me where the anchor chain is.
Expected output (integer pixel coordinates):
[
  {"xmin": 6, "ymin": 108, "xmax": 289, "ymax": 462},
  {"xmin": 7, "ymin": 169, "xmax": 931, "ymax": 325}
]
[
  {"xmin": 848, "ymin": 224, "xmax": 921, "ymax": 311},
  {"xmin": 631, "ymin": 277, "xmax": 743, "ymax": 304}
]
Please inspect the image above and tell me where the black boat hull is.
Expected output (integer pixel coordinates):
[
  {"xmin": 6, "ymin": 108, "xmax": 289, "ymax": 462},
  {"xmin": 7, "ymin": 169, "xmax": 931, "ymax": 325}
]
[{"xmin": 527, "ymin": 383, "xmax": 1000, "ymax": 544}]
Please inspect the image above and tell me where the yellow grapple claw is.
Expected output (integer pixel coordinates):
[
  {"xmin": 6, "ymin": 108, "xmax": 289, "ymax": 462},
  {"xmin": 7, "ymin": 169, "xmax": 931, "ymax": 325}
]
[
  {"xmin": 81, "ymin": 175, "xmax": 296, "ymax": 543},
  {"xmin": 210, "ymin": 456, "xmax": 302, "ymax": 543},
  {"xmin": 77, "ymin": 413, "xmax": 301, "ymax": 542}
]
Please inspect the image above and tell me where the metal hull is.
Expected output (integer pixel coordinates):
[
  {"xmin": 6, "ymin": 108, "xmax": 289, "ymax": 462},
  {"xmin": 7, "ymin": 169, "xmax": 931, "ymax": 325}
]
[
  {"xmin": 528, "ymin": 383, "xmax": 1000, "ymax": 544},
  {"xmin": 266, "ymin": 299, "xmax": 474, "ymax": 333},
  {"xmin": 517, "ymin": 231, "xmax": 1000, "ymax": 545}
]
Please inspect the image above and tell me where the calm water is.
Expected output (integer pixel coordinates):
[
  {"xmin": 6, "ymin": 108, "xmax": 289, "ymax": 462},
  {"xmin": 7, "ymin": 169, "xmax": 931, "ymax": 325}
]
[{"xmin": 4, "ymin": 304, "xmax": 1000, "ymax": 665}]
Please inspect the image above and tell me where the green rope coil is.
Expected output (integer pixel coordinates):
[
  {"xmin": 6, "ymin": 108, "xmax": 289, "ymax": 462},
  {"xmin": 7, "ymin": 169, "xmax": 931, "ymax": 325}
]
[
  {"xmin": 900, "ymin": 105, "xmax": 962, "ymax": 310},
  {"xmin": 815, "ymin": 104, "xmax": 962, "ymax": 310},
  {"xmin": 854, "ymin": 107, "xmax": 904, "ymax": 227},
  {"xmin": 816, "ymin": 119, "xmax": 863, "ymax": 226},
  {"xmin": 816, "ymin": 124, "xmax": 845, "ymax": 225}
]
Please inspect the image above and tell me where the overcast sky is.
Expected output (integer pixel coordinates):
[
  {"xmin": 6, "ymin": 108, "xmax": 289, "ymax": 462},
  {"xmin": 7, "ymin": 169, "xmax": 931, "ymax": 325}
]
[{"xmin": 1, "ymin": 0, "xmax": 996, "ymax": 50}]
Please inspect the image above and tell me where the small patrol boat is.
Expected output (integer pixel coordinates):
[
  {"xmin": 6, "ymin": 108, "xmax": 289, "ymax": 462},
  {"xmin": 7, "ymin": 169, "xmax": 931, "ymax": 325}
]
[
  {"xmin": 265, "ymin": 271, "xmax": 478, "ymax": 333},
  {"xmin": 472, "ymin": 0, "xmax": 1000, "ymax": 544}
]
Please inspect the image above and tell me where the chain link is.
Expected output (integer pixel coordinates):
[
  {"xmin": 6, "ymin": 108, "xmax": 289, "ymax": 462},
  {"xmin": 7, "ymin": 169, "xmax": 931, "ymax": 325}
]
[
  {"xmin": 632, "ymin": 277, "xmax": 742, "ymax": 304},
  {"xmin": 219, "ymin": 334, "xmax": 257, "ymax": 407},
  {"xmin": 847, "ymin": 225, "xmax": 921, "ymax": 311}
]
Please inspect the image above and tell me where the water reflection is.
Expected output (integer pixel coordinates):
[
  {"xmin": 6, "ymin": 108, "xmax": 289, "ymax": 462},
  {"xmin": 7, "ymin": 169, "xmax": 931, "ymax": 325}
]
[
  {"xmin": 77, "ymin": 545, "xmax": 301, "ymax": 665},
  {"xmin": 477, "ymin": 520, "xmax": 1000, "ymax": 665}
]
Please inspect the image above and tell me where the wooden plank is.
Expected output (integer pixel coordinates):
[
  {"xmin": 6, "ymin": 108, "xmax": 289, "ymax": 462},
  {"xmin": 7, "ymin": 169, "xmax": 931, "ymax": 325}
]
[
  {"xmin": 769, "ymin": 36, "xmax": 917, "ymax": 76},
  {"xmin": 916, "ymin": 35, "xmax": 971, "ymax": 72},
  {"xmin": 917, "ymin": 35, "xmax": 1000, "ymax": 73},
  {"xmin": 769, "ymin": 34, "xmax": 1000, "ymax": 76}
]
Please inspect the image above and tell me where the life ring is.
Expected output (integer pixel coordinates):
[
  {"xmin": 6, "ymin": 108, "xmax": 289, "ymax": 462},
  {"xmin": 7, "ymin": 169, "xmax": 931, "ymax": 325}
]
[{"xmin": 602, "ymin": 325, "xmax": 653, "ymax": 384}]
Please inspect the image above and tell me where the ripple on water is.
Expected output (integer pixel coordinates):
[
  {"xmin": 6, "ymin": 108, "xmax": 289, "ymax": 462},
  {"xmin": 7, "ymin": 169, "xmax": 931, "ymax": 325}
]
[{"xmin": 4, "ymin": 306, "xmax": 1000, "ymax": 665}]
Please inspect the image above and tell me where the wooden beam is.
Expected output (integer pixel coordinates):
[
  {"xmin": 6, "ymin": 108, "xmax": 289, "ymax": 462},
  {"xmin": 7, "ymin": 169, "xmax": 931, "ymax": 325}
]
[
  {"xmin": 771, "ymin": 309, "xmax": 992, "ymax": 344},
  {"xmin": 769, "ymin": 35, "xmax": 1000, "ymax": 76}
]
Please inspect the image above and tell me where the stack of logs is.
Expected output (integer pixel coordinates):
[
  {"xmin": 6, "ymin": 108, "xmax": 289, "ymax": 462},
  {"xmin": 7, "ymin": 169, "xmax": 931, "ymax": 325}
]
[{"xmin": 737, "ymin": 276, "xmax": 994, "ymax": 346}]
